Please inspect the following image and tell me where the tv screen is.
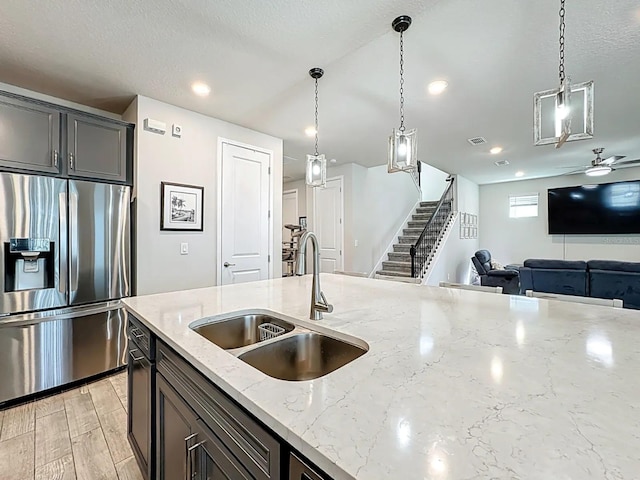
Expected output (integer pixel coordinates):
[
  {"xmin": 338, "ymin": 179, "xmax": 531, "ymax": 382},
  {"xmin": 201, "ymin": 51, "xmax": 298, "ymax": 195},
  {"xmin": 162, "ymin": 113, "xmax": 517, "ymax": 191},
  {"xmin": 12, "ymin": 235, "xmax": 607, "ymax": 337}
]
[{"xmin": 548, "ymin": 180, "xmax": 640, "ymax": 234}]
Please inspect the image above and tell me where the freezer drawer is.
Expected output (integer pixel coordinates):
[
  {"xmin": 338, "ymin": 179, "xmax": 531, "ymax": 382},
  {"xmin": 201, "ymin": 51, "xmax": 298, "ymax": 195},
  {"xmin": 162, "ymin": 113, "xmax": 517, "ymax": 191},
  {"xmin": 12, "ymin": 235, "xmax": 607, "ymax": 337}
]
[
  {"xmin": 0, "ymin": 302, "xmax": 127, "ymax": 405},
  {"xmin": 69, "ymin": 180, "xmax": 130, "ymax": 305}
]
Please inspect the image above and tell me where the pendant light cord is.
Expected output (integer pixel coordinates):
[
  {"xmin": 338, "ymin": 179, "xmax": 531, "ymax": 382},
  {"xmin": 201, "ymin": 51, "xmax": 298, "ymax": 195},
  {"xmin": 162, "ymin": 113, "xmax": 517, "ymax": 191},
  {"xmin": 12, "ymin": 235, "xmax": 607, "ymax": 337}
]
[
  {"xmin": 399, "ymin": 30, "xmax": 405, "ymax": 132},
  {"xmin": 559, "ymin": 0, "xmax": 566, "ymax": 83},
  {"xmin": 314, "ymin": 77, "xmax": 319, "ymax": 156}
]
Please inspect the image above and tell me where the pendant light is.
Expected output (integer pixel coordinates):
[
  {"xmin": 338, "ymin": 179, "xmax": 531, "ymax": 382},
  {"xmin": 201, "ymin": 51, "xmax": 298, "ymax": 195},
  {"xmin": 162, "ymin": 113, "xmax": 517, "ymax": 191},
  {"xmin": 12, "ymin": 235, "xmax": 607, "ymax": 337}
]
[
  {"xmin": 306, "ymin": 67, "xmax": 327, "ymax": 188},
  {"xmin": 554, "ymin": 0, "xmax": 571, "ymax": 148},
  {"xmin": 388, "ymin": 15, "xmax": 417, "ymax": 173}
]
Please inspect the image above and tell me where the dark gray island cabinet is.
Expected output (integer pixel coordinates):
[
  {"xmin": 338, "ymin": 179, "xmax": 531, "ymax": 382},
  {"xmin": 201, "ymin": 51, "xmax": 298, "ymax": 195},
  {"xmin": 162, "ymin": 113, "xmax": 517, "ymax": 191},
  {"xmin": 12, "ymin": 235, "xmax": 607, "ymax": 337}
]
[{"xmin": 126, "ymin": 315, "xmax": 330, "ymax": 480}]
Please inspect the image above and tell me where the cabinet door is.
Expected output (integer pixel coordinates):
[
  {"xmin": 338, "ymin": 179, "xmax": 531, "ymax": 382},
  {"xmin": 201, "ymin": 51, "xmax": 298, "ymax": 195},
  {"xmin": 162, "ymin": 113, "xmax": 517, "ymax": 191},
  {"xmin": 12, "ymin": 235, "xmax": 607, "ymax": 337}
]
[
  {"xmin": 67, "ymin": 113, "xmax": 127, "ymax": 182},
  {"xmin": 289, "ymin": 453, "xmax": 325, "ymax": 480},
  {"xmin": 192, "ymin": 420, "xmax": 252, "ymax": 480},
  {"xmin": 0, "ymin": 96, "xmax": 60, "ymax": 174},
  {"xmin": 127, "ymin": 344, "xmax": 151, "ymax": 480},
  {"xmin": 156, "ymin": 374, "xmax": 198, "ymax": 480}
]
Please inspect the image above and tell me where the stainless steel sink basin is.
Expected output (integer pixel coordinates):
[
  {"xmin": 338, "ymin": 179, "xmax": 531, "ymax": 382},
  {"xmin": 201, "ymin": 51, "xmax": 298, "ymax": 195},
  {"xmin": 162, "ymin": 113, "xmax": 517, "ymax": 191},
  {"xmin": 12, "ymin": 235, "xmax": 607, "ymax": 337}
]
[
  {"xmin": 191, "ymin": 314, "xmax": 295, "ymax": 349},
  {"xmin": 238, "ymin": 332, "xmax": 367, "ymax": 381}
]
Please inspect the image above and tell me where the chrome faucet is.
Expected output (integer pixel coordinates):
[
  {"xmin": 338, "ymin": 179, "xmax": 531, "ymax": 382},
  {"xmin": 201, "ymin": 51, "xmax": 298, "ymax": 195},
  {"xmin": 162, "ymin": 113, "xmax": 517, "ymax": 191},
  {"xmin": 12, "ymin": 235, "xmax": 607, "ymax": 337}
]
[{"xmin": 295, "ymin": 231, "xmax": 333, "ymax": 320}]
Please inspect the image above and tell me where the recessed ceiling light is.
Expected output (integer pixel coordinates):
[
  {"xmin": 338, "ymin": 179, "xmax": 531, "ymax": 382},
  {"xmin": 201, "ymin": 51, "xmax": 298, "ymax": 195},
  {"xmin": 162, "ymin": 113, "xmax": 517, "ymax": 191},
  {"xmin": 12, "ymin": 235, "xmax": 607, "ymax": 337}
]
[
  {"xmin": 191, "ymin": 82, "xmax": 211, "ymax": 96},
  {"xmin": 490, "ymin": 146, "xmax": 503, "ymax": 155},
  {"xmin": 427, "ymin": 80, "xmax": 448, "ymax": 95},
  {"xmin": 515, "ymin": 171, "xmax": 524, "ymax": 177},
  {"xmin": 304, "ymin": 126, "xmax": 317, "ymax": 137},
  {"xmin": 330, "ymin": 158, "xmax": 337, "ymax": 164}
]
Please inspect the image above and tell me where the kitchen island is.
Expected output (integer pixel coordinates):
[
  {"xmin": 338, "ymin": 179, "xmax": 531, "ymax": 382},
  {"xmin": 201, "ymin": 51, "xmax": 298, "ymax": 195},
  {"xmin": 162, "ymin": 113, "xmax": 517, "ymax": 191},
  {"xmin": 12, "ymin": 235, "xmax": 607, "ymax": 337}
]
[{"xmin": 123, "ymin": 274, "xmax": 640, "ymax": 479}]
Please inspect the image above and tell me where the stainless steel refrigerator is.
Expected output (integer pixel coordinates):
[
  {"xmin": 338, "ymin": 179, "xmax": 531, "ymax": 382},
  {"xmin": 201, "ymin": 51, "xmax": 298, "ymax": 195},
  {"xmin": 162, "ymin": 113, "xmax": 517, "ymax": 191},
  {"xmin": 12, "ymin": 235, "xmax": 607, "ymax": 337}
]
[{"xmin": 0, "ymin": 172, "xmax": 130, "ymax": 405}]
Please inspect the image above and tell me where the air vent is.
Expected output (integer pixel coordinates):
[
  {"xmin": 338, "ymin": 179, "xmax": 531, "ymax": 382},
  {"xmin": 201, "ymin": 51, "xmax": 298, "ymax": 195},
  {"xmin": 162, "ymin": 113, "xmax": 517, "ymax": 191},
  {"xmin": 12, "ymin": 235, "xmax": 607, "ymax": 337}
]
[
  {"xmin": 494, "ymin": 160, "xmax": 510, "ymax": 166},
  {"xmin": 467, "ymin": 136, "xmax": 487, "ymax": 146}
]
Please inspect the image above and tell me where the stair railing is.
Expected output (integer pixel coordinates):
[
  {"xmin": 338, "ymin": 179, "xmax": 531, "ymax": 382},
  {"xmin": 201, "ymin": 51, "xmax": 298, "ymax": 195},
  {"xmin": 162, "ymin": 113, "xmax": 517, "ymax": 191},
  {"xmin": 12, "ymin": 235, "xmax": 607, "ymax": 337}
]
[{"xmin": 410, "ymin": 177, "xmax": 455, "ymax": 277}]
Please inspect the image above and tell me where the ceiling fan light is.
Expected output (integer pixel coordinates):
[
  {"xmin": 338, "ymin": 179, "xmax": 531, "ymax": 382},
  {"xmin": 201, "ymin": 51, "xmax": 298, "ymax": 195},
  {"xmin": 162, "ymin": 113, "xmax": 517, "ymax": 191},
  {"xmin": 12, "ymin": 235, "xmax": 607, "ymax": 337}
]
[{"xmin": 585, "ymin": 165, "xmax": 612, "ymax": 177}]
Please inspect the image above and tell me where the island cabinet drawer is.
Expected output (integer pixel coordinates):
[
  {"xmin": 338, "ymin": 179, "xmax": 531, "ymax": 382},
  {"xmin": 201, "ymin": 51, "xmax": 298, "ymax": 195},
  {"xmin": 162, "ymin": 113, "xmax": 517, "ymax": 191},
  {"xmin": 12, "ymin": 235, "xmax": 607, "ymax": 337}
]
[
  {"xmin": 156, "ymin": 341, "xmax": 281, "ymax": 480},
  {"xmin": 128, "ymin": 315, "xmax": 153, "ymax": 360},
  {"xmin": 289, "ymin": 452, "xmax": 327, "ymax": 480}
]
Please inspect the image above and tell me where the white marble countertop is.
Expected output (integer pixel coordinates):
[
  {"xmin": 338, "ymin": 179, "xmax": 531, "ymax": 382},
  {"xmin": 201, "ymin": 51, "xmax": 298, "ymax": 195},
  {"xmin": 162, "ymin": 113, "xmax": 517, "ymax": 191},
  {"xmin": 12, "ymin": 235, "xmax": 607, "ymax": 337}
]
[{"xmin": 123, "ymin": 274, "xmax": 640, "ymax": 480}]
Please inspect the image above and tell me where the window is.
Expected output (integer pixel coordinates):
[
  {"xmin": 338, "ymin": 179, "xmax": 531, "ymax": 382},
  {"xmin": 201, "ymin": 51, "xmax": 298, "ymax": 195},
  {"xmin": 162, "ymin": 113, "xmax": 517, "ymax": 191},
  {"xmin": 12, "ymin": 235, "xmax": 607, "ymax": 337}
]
[{"xmin": 509, "ymin": 193, "xmax": 538, "ymax": 218}]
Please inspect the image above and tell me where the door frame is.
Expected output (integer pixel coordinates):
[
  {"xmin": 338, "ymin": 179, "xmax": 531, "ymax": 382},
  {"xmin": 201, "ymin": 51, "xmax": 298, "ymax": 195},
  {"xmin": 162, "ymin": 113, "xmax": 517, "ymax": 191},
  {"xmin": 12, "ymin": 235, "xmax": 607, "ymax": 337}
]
[
  {"xmin": 216, "ymin": 138, "xmax": 274, "ymax": 285},
  {"xmin": 282, "ymin": 188, "xmax": 299, "ymax": 227},
  {"xmin": 312, "ymin": 175, "xmax": 345, "ymax": 272}
]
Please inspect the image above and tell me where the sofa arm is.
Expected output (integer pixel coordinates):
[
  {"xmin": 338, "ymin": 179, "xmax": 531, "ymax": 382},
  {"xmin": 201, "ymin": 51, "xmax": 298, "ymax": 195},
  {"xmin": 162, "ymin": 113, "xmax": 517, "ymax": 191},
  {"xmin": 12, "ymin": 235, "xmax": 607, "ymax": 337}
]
[{"xmin": 487, "ymin": 270, "xmax": 519, "ymax": 279}]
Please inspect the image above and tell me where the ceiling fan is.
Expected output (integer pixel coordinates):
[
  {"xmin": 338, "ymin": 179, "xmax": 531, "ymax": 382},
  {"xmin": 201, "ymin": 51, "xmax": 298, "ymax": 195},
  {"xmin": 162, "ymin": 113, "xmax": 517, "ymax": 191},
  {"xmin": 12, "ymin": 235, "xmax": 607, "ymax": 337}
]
[{"xmin": 564, "ymin": 148, "xmax": 640, "ymax": 177}]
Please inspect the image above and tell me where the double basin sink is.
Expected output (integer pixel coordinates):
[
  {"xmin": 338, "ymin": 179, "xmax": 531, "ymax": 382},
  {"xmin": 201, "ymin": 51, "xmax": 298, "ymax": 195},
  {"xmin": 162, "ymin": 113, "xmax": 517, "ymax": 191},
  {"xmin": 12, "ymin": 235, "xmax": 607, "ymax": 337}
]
[{"xmin": 190, "ymin": 311, "xmax": 367, "ymax": 381}]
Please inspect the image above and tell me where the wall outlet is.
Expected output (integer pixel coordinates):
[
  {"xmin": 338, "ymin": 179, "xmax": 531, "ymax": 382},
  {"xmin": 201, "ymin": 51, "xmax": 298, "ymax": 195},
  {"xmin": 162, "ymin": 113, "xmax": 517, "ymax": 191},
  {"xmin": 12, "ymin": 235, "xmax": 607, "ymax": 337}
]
[
  {"xmin": 447, "ymin": 273, "xmax": 451, "ymax": 281},
  {"xmin": 354, "ymin": 239, "xmax": 359, "ymax": 247},
  {"xmin": 180, "ymin": 242, "xmax": 189, "ymax": 255},
  {"xmin": 172, "ymin": 124, "xmax": 182, "ymax": 137}
]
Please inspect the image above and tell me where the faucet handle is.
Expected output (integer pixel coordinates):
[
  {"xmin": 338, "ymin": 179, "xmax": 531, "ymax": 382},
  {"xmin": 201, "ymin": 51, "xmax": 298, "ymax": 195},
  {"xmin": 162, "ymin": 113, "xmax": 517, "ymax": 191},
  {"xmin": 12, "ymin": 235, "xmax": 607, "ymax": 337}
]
[{"xmin": 316, "ymin": 291, "xmax": 333, "ymax": 313}]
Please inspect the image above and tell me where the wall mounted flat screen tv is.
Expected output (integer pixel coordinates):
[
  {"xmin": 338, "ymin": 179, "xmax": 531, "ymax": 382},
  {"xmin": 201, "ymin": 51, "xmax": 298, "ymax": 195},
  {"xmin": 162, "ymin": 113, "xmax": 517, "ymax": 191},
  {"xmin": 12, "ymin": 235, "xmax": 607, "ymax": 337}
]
[{"xmin": 548, "ymin": 180, "xmax": 640, "ymax": 234}]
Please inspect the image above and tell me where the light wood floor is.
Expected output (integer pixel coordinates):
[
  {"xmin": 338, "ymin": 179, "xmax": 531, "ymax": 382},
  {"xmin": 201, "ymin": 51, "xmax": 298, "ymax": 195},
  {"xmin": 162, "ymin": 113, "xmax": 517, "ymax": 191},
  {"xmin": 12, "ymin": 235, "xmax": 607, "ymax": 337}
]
[{"xmin": 0, "ymin": 372, "xmax": 143, "ymax": 480}]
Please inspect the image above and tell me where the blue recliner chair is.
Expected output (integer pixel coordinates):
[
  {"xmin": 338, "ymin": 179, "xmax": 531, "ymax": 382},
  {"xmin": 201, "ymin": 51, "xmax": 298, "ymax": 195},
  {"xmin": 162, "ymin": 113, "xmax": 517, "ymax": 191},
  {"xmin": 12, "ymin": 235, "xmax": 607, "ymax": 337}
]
[{"xmin": 471, "ymin": 250, "xmax": 520, "ymax": 294}]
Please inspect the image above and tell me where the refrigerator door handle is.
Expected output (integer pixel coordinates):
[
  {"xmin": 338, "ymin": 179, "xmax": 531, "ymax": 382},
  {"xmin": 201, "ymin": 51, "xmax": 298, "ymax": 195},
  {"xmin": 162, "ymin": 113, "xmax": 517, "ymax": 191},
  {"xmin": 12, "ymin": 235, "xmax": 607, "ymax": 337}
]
[
  {"xmin": 69, "ymin": 191, "xmax": 79, "ymax": 294},
  {"xmin": 58, "ymin": 191, "xmax": 68, "ymax": 295}
]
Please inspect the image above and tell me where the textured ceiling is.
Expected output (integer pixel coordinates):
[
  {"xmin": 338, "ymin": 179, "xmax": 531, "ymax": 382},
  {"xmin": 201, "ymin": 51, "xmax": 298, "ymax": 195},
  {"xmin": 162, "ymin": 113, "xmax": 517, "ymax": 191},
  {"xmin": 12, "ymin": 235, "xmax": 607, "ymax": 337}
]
[{"xmin": 1, "ymin": 0, "xmax": 639, "ymax": 184}]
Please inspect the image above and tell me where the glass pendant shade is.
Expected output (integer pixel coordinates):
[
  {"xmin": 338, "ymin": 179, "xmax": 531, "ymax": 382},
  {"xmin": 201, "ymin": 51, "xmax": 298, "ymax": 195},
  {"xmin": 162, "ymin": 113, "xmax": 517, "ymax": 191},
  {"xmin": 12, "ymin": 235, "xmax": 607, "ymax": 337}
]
[
  {"xmin": 306, "ymin": 153, "xmax": 326, "ymax": 187},
  {"xmin": 388, "ymin": 128, "xmax": 417, "ymax": 173},
  {"xmin": 555, "ymin": 77, "xmax": 572, "ymax": 147}
]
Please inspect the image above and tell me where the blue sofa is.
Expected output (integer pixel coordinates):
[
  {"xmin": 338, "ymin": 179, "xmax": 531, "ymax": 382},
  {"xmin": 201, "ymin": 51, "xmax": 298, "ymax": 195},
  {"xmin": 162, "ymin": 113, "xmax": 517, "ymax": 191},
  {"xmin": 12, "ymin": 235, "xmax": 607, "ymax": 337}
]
[
  {"xmin": 519, "ymin": 258, "xmax": 640, "ymax": 309},
  {"xmin": 588, "ymin": 260, "xmax": 640, "ymax": 310},
  {"xmin": 519, "ymin": 259, "xmax": 588, "ymax": 296}
]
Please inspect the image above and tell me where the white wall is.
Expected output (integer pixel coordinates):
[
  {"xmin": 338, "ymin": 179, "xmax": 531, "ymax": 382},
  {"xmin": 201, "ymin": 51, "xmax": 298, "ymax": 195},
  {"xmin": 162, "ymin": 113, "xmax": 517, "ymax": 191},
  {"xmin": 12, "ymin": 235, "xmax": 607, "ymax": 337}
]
[
  {"xmin": 420, "ymin": 163, "xmax": 450, "ymax": 201},
  {"xmin": 424, "ymin": 175, "xmax": 480, "ymax": 285},
  {"xmin": 284, "ymin": 162, "xmax": 452, "ymax": 275},
  {"xmin": 129, "ymin": 96, "xmax": 283, "ymax": 295},
  {"xmin": 479, "ymin": 168, "xmax": 640, "ymax": 265}
]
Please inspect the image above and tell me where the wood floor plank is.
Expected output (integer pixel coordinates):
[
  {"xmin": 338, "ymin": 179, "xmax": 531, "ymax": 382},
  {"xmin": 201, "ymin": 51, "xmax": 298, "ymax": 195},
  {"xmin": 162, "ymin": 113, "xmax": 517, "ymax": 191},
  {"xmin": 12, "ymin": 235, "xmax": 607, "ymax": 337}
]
[
  {"xmin": 115, "ymin": 456, "xmax": 144, "ymax": 480},
  {"xmin": 36, "ymin": 393, "xmax": 66, "ymax": 419},
  {"xmin": 0, "ymin": 431, "xmax": 35, "ymax": 480},
  {"xmin": 71, "ymin": 428, "xmax": 118, "ymax": 480},
  {"xmin": 35, "ymin": 409, "xmax": 72, "ymax": 467},
  {"xmin": 0, "ymin": 401, "xmax": 35, "ymax": 441},
  {"xmin": 35, "ymin": 453, "xmax": 76, "ymax": 480},
  {"xmin": 89, "ymin": 379, "xmax": 122, "ymax": 418},
  {"xmin": 99, "ymin": 406, "xmax": 132, "ymax": 465},
  {"xmin": 64, "ymin": 391, "xmax": 100, "ymax": 439}
]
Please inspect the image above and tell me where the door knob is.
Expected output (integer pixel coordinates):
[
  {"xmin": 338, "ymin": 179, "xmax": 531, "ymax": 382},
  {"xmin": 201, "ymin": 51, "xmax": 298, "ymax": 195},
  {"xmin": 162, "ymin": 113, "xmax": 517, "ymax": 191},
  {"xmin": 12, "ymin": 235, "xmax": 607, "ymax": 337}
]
[{"xmin": 223, "ymin": 262, "xmax": 236, "ymax": 267}]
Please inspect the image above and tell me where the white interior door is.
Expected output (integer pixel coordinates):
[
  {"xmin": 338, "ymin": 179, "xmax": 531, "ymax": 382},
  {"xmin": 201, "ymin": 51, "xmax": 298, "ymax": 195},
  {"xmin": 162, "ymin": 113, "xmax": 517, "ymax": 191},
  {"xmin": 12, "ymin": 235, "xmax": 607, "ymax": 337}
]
[
  {"xmin": 220, "ymin": 142, "xmax": 270, "ymax": 285},
  {"xmin": 312, "ymin": 177, "xmax": 344, "ymax": 273}
]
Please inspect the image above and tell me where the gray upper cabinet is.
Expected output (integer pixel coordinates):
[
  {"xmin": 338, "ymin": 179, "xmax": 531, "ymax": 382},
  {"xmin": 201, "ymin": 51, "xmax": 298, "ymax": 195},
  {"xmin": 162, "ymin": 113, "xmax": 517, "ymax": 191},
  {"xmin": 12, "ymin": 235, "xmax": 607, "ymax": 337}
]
[
  {"xmin": 0, "ymin": 96, "xmax": 61, "ymax": 174},
  {"xmin": 67, "ymin": 113, "xmax": 127, "ymax": 182}
]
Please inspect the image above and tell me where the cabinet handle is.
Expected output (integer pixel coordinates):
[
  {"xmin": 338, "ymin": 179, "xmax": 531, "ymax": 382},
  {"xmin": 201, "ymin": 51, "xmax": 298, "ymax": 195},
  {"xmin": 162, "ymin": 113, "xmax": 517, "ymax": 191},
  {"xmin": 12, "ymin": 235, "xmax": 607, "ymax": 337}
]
[
  {"xmin": 128, "ymin": 349, "xmax": 144, "ymax": 361},
  {"xmin": 53, "ymin": 150, "xmax": 59, "ymax": 167},
  {"xmin": 188, "ymin": 440, "xmax": 206, "ymax": 479},
  {"xmin": 69, "ymin": 152, "xmax": 75, "ymax": 170},
  {"xmin": 130, "ymin": 327, "xmax": 145, "ymax": 339},
  {"xmin": 184, "ymin": 434, "xmax": 197, "ymax": 480}
]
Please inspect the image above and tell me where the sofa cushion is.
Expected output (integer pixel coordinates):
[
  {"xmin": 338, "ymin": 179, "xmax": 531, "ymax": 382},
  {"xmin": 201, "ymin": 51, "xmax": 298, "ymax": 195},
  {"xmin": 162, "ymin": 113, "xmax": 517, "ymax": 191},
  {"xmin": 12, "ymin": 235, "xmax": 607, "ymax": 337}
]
[
  {"xmin": 487, "ymin": 269, "xmax": 519, "ymax": 278},
  {"xmin": 587, "ymin": 260, "xmax": 640, "ymax": 273},
  {"xmin": 589, "ymin": 269, "xmax": 640, "ymax": 309},
  {"xmin": 523, "ymin": 259, "xmax": 587, "ymax": 270}
]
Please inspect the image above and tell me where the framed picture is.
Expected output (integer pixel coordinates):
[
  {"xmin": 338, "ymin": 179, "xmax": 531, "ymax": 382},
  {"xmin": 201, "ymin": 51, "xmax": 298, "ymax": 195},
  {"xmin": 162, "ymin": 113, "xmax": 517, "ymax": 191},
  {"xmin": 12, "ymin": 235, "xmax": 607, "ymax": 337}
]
[
  {"xmin": 161, "ymin": 182, "xmax": 204, "ymax": 231},
  {"xmin": 299, "ymin": 216, "xmax": 307, "ymax": 230}
]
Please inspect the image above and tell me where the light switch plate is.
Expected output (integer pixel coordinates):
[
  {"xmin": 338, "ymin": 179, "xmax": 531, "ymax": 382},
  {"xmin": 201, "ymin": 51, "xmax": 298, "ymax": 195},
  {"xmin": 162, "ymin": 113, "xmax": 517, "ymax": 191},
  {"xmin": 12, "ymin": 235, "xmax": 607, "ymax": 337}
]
[
  {"xmin": 180, "ymin": 242, "xmax": 188, "ymax": 255},
  {"xmin": 172, "ymin": 124, "xmax": 182, "ymax": 138}
]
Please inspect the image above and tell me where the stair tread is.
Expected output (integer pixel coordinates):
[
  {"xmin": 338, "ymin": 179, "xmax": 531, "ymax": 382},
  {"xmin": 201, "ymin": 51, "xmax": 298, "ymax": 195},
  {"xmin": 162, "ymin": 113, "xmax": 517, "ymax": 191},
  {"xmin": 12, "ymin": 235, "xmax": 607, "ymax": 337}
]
[{"xmin": 376, "ymin": 270, "xmax": 412, "ymax": 277}]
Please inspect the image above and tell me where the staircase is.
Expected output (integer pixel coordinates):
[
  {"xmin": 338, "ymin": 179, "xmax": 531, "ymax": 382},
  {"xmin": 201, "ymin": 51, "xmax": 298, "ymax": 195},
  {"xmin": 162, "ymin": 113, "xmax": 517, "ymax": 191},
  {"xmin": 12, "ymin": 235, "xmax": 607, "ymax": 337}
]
[{"xmin": 375, "ymin": 201, "xmax": 439, "ymax": 279}]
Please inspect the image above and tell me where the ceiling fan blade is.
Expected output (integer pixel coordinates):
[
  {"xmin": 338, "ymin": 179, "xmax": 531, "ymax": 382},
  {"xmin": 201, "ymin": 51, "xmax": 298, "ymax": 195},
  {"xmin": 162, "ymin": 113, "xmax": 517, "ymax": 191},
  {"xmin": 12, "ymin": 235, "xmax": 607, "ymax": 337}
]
[
  {"xmin": 565, "ymin": 169, "xmax": 587, "ymax": 175},
  {"xmin": 555, "ymin": 165, "xmax": 586, "ymax": 169},
  {"xmin": 613, "ymin": 158, "xmax": 640, "ymax": 167},
  {"xmin": 602, "ymin": 155, "xmax": 625, "ymax": 165}
]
